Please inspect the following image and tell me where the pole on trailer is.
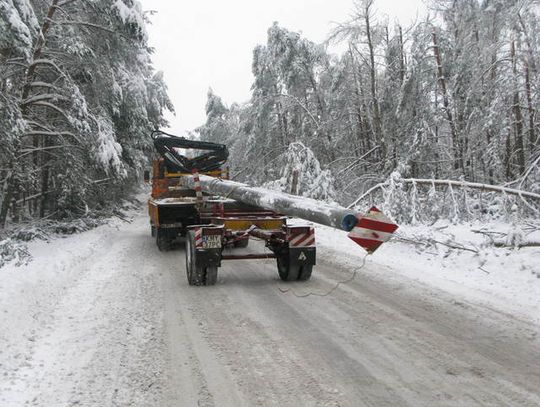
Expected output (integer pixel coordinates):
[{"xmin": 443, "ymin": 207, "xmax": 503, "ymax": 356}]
[{"xmin": 182, "ymin": 174, "xmax": 399, "ymax": 253}]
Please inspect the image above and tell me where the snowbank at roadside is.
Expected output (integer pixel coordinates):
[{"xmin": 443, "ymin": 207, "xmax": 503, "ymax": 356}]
[{"xmin": 313, "ymin": 220, "xmax": 540, "ymax": 325}]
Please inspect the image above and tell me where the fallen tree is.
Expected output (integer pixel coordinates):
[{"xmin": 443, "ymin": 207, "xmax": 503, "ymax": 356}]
[{"xmin": 349, "ymin": 178, "xmax": 540, "ymax": 209}]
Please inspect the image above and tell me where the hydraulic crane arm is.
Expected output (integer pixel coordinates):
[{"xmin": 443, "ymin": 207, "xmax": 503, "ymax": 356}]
[{"xmin": 151, "ymin": 130, "xmax": 228, "ymax": 173}]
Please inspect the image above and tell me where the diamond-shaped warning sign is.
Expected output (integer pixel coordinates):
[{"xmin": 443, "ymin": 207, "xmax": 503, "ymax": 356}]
[{"xmin": 347, "ymin": 207, "xmax": 398, "ymax": 254}]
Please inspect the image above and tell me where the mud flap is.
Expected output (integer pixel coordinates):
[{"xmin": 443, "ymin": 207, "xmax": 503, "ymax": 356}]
[
  {"xmin": 194, "ymin": 248, "xmax": 222, "ymax": 267},
  {"xmin": 288, "ymin": 247, "xmax": 316, "ymax": 266}
]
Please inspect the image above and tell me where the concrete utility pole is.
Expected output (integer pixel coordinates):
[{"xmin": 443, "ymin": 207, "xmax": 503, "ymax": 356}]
[{"xmin": 183, "ymin": 175, "xmax": 359, "ymax": 232}]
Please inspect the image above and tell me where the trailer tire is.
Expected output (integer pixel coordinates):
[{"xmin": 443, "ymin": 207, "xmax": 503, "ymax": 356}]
[
  {"xmin": 277, "ymin": 256, "xmax": 300, "ymax": 281},
  {"xmin": 298, "ymin": 265, "xmax": 313, "ymax": 281},
  {"xmin": 156, "ymin": 228, "xmax": 170, "ymax": 251},
  {"xmin": 186, "ymin": 231, "xmax": 218, "ymax": 286},
  {"xmin": 186, "ymin": 231, "xmax": 202, "ymax": 285},
  {"xmin": 205, "ymin": 266, "xmax": 218, "ymax": 285}
]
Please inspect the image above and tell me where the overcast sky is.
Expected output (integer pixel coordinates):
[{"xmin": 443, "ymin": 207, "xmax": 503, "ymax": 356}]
[{"xmin": 139, "ymin": 0, "xmax": 426, "ymax": 134}]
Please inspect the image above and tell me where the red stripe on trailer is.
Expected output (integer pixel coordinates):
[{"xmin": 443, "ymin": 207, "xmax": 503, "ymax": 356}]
[
  {"xmin": 302, "ymin": 237, "xmax": 315, "ymax": 246},
  {"xmin": 194, "ymin": 228, "xmax": 203, "ymax": 247},
  {"xmin": 290, "ymin": 234, "xmax": 310, "ymax": 246},
  {"xmin": 289, "ymin": 228, "xmax": 315, "ymax": 247}
]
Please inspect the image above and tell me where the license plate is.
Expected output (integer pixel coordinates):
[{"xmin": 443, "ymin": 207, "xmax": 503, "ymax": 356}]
[{"xmin": 202, "ymin": 235, "xmax": 221, "ymax": 249}]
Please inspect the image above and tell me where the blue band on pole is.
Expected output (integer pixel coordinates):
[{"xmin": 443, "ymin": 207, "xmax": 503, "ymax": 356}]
[{"xmin": 341, "ymin": 214, "xmax": 358, "ymax": 231}]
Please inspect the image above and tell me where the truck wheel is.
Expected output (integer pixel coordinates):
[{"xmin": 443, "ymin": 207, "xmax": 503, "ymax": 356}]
[
  {"xmin": 277, "ymin": 256, "xmax": 300, "ymax": 281},
  {"xmin": 186, "ymin": 231, "xmax": 218, "ymax": 286},
  {"xmin": 156, "ymin": 229, "xmax": 170, "ymax": 251}
]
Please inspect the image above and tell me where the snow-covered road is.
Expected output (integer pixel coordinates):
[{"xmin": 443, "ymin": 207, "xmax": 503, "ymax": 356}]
[{"xmin": 1, "ymin": 207, "xmax": 539, "ymax": 406}]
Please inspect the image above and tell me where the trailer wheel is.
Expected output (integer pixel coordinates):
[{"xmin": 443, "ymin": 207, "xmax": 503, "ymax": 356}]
[
  {"xmin": 277, "ymin": 256, "xmax": 300, "ymax": 281},
  {"xmin": 186, "ymin": 231, "xmax": 218, "ymax": 286},
  {"xmin": 298, "ymin": 265, "xmax": 313, "ymax": 281},
  {"xmin": 156, "ymin": 228, "xmax": 170, "ymax": 251},
  {"xmin": 277, "ymin": 256, "xmax": 313, "ymax": 281},
  {"xmin": 205, "ymin": 267, "xmax": 218, "ymax": 285}
]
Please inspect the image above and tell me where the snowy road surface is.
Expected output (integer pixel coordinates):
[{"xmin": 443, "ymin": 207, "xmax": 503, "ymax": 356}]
[{"xmin": 1, "ymin": 208, "xmax": 539, "ymax": 406}]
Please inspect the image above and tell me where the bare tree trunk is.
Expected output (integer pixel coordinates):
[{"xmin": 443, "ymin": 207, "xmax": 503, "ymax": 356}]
[
  {"xmin": 505, "ymin": 121, "xmax": 513, "ymax": 179},
  {"xmin": 524, "ymin": 61, "xmax": 536, "ymax": 150},
  {"xmin": 398, "ymin": 25, "xmax": 405, "ymax": 84},
  {"xmin": 510, "ymin": 40, "xmax": 526, "ymax": 174},
  {"xmin": 432, "ymin": 30, "xmax": 463, "ymax": 174},
  {"xmin": 290, "ymin": 169, "xmax": 299, "ymax": 195},
  {"xmin": 0, "ymin": 171, "xmax": 14, "ymax": 228},
  {"xmin": 484, "ymin": 11, "xmax": 498, "ymax": 185},
  {"xmin": 348, "ymin": 47, "xmax": 370, "ymax": 154},
  {"xmin": 39, "ymin": 137, "xmax": 52, "ymax": 218},
  {"xmin": 486, "ymin": 130, "xmax": 494, "ymax": 184},
  {"xmin": 518, "ymin": 13, "xmax": 536, "ymax": 151},
  {"xmin": 22, "ymin": 0, "xmax": 61, "ymax": 221},
  {"xmin": 364, "ymin": 0, "xmax": 384, "ymax": 158},
  {"xmin": 21, "ymin": 0, "xmax": 61, "ymax": 103}
]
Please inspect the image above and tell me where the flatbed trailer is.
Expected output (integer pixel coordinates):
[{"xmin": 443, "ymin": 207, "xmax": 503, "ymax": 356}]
[{"xmin": 148, "ymin": 154, "xmax": 316, "ymax": 286}]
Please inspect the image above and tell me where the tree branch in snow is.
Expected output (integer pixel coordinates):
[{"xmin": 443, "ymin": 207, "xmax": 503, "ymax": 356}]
[
  {"xmin": 493, "ymin": 240, "xmax": 540, "ymax": 248},
  {"xmin": 21, "ymin": 93, "xmax": 70, "ymax": 106},
  {"xmin": 337, "ymin": 146, "xmax": 380, "ymax": 176},
  {"xmin": 518, "ymin": 154, "xmax": 540, "ymax": 189},
  {"xmin": 27, "ymin": 102, "xmax": 70, "ymax": 121},
  {"xmin": 23, "ymin": 130, "xmax": 79, "ymax": 141},
  {"xmin": 21, "ymin": 0, "xmax": 61, "ymax": 103},
  {"xmin": 402, "ymin": 179, "xmax": 540, "ymax": 201},
  {"xmin": 29, "ymin": 82, "xmax": 59, "ymax": 90},
  {"xmin": 348, "ymin": 183, "xmax": 385, "ymax": 208},
  {"xmin": 28, "ymin": 59, "xmax": 65, "ymax": 77},
  {"xmin": 472, "ymin": 227, "xmax": 540, "ymax": 249},
  {"xmin": 57, "ymin": 0, "xmax": 78, "ymax": 7},
  {"xmin": 58, "ymin": 21, "xmax": 132, "ymax": 39},
  {"xmin": 17, "ymin": 145, "xmax": 77, "ymax": 159},
  {"xmin": 350, "ymin": 178, "xmax": 540, "ymax": 210},
  {"xmin": 394, "ymin": 233, "xmax": 480, "ymax": 254},
  {"xmin": 275, "ymin": 94, "xmax": 321, "ymax": 129}
]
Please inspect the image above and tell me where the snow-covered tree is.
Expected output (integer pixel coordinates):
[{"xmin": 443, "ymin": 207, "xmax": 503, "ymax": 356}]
[
  {"xmin": 198, "ymin": 0, "xmax": 539, "ymax": 217},
  {"xmin": 0, "ymin": 0, "xmax": 172, "ymax": 226},
  {"xmin": 265, "ymin": 142, "xmax": 336, "ymax": 202}
]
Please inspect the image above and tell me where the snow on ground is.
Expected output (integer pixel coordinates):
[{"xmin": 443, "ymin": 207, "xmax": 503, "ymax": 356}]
[
  {"xmin": 0, "ymin": 214, "xmax": 167, "ymax": 406},
  {"xmin": 0, "ymin": 206, "xmax": 539, "ymax": 406},
  {"xmin": 313, "ymin": 220, "xmax": 540, "ymax": 325}
]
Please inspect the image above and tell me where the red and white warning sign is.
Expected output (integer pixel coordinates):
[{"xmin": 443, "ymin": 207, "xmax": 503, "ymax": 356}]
[{"xmin": 347, "ymin": 207, "xmax": 398, "ymax": 254}]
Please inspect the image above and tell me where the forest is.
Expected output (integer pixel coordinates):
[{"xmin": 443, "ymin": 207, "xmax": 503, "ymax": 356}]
[
  {"xmin": 0, "ymin": 0, "xmax": 172, "ymax": 230},
  {"xmin": 198, "ymin": 0, "xmax": 540, "ymax": 223},
  {"xmin": 1, "ymin": 0, "xmax": 539, "ymax": 233}
]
